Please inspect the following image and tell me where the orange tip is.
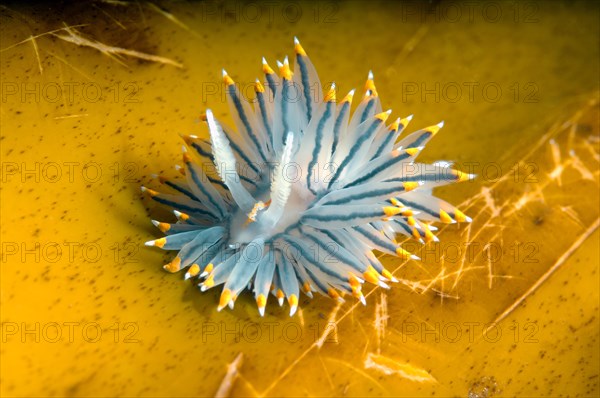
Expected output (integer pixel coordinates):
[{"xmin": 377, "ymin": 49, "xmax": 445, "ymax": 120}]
[
  {"xmin": 279, "ymin": 60, "xmax": 292, "ymax": 80},
  {"xmin": 401, "ymin": 208, "xmax": 413, "ymax": 217},
  {"xmin": 428, "ymin": 121, "xmax": 444, "ymax": 136},
  {"xmin": 355, "ymin": 291, "xmax": 366, "ymax": 305},
  {"xmin": 348, "ymin": 273, "xmax": 361, "ymax": 288},
  {"xmin": 454, "ymin": 209, "xmax": 470, "ymax": 222},
  {"xmin": 381, "ymin": 268, "xmax": 396, "ymax": 281},
  {"xmin": 141, "ymin": 186, "xmax": 159, "ymax": 197},
  {"xmin": 399, "ymin": 114, "xmax": 413, "ymax": 129},
  {"xmin": 439, "ymin": 209, "xmax": 454, "ymax": 224},
  {"xmin": 254, "ymin": 79, "xmax": 265, "ymax": 93},
  {"xmin": 163, "ymin": 257, "xmax": 181, "ymax": 273},
  {"xmin": 341, "ymin": 89, "xmax": 355, "ymax": 104},
  {"xmin": 375, "ymin": 109, "xmax": 392, "ymax": 122},
  {"xmin": 188, "ymin": 264, "xmax": 200, "ymax": 277},
  {"xmin": 288, "ymin": 294, "xmax": 298, "ymax": 316},
  {"xmin": 256, "ymin": 294, "xmax": 267, "ymax": 308},
  {"xmin": 452, "ymin": 169, "xmax": 472, "ymax": 182},
  {"xmin": 202, "ymin": 275, "xmax": 215, "ymax": 290},
  {"xmin": 363, "ymin": 265, "xmax": 380, "ymax": 284},
  {"xmin": 411, "ymin": 228, "xmax": 422, "ymax": 241},
  {"xmin": 302, "ymin": 282, "xmax": 312, "ymax": 296},
  {"xmin": 174, "ymin": 210, "xmax": 190, "ymax": 221},
  {"xmin": 256, "ymin": 296, "xmax": 267, "ymax": 316},
  {"xmin": 157, "ymin": 222, "xmax": 170, "ymax": 233},
  {"xmin": 218, "ymin": 289, "xmax": 232, "ymax": 310},
  {"xmin": 222, "ymin": 70, "xmax": 234, "ymax": 86},
  {"xmin": 324, "ymin": 84, "xmax": 336, "ymax": 103},
  {"xmin": 154, "ymin": 238, "xmax": 166, "ymax": 248},
  {"xmin": 294, "ymin": 37, "xmax": 307, "ymax": 56},
  {"xmin": 405, "ymin": 147, "xmax": 420, "ymax": 157},
  {"xmin": 364, "ymin": 71, "xmax": 378, "ymax": 96},
  {"xmin": 262, "ymin": 57, "xmax": 275, "ymax": 75},
  {"xmin": 395, "ymin": 247, "xmax": 411, "ymax": 259},
  {"xmin": 403, "ymin": 181, "xmax": 420, "ymax": 192},
  {"xmin": 383, "ymin": 206, "xmax": 401, "ymax": 217},
  {"xmin": 288, "ymin": 294, "xmax": 298, "ymax": 307},
  {"xmin": 422, "ymin": 224, "xmax": 437, "ymax": 243}
]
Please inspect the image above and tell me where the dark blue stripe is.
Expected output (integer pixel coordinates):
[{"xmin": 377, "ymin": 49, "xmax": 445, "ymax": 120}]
[
  {"xmin": 164, "ymin": 180, "xmax": 197, "ymax": 201},
  {"xmin": 281, "ymin": 81, "xmax": 290, "ymax": 145},
  {"xmin": 191, "ymin": 240, "xmax": 226, "ymax": 267},
  {"xmin": 164, "ymin": 224, "xmax": 204, "ymax": 235},
  {"xmin": 228, "ymin": 85, "xmax": 267, "ymax": 162},
  {"xmin": 150, "ymin": 196, "xmax": 218, "ymax": 221},
  {"xmin": 345, "ymin": 151, "xmax": 411, "ymax": 188},
  {"xmin": 325, "ymin": 184, "xmax": 405, "ymax": 206},
  {"xmin": 257, "ymin": 91, "xmax": 274, "ymax": 152},
  {"xmin": 410, "ymin": 131, "xmax": 432, "ymax": 148},
  {"xmin": 284, "ymin": 237, "xmax": 342, "ymax": 280},
  {"xmin": 186, "ymin": 162, "xmax": 225, "ymax": 217},
  {"xmin": 371, "ymin": 131, "xmax": 395, "ymax": 160},
  {"xmin": 207, "ymin": 175, "xmax": 228, "ymax": 190},
  {"xmin": 227, "ymin": 136, "xmax": 261, "ymax": 175},
  {"xmin": 360, "ymin": 98, "xmax": 374, "ymax": 123},
  {"xmin": 191, "ymin": 141, "xmax": 213, "ymax": 160},
  {"xmin": 296, "ymin": 55, "xmax": 313, "ymax": 120},
  {"xmin": 395, "ymin": 198, "xmax": 439, "ymax": 218},
  {"xmin": 240, "ymin": 173, "xmax": 258, "ymax": 186},
  {"xmin": 384, "ymin": 171, "xmax": 455, "ymax": 184},
  {"xmin": 328, "ymin": 120, "xmax": 381, "ymax": 188},
  {"xmin": 392, "ymin": 219, "xmax": 413, "ymax": 236},
  {"xmin": 266, "ymin": 74, "xmax": 276, "ymax": 96},
  {"xmin": 302, "ymin": 209, "xmax": 379, "ymax": 223},
  {"xmin": 190, "ymin": 141, "xmax": 231, "ymax": 189},
  {"xmin": 277, "ymin": 254, "xmax": 299, "ymax": 295},
  {"xmin": 331, "ymin": 102, "xmax": 349, "ymax": 156},
  {"xmin": 305, "ymin": 230, "xmax": 363, "ymax": 273},
  {"xmin": 302, "ymin": 263, "xmax": 329, "ymax": 293},
  {"xmin": 307, "ymin": 102, "xmax": 334, "ymax": 194},
  {"xmin": 355, "ymin": 226, "xmax": 396, "ymax": 253}
]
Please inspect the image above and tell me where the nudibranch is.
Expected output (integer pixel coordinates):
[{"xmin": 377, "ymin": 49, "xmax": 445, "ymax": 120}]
[{"xmin": 143, "ymin": 38, "xmax": 473, "ymax": 316}]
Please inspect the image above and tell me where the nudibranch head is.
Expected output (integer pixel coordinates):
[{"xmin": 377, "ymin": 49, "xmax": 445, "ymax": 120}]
[{"xmin": 143, "ymin": 38, "xmax": 474, "ymax": 316}]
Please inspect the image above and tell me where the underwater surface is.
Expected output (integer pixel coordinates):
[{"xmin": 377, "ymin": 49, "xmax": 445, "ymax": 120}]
[{"xmin": 1, "ymin": 0, "xmax": 599, "ymax": 396}]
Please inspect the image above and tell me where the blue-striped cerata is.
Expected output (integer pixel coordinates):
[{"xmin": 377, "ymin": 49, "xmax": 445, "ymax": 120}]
[{"xmin": 143, "ymin": 38, "xmax": 474, "ymax": 316}]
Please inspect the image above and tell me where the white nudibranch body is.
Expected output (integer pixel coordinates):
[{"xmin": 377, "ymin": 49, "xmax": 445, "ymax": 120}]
[{"xmin": 143, "ymin": 38, "xmax": 474, "ymax": 316}]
